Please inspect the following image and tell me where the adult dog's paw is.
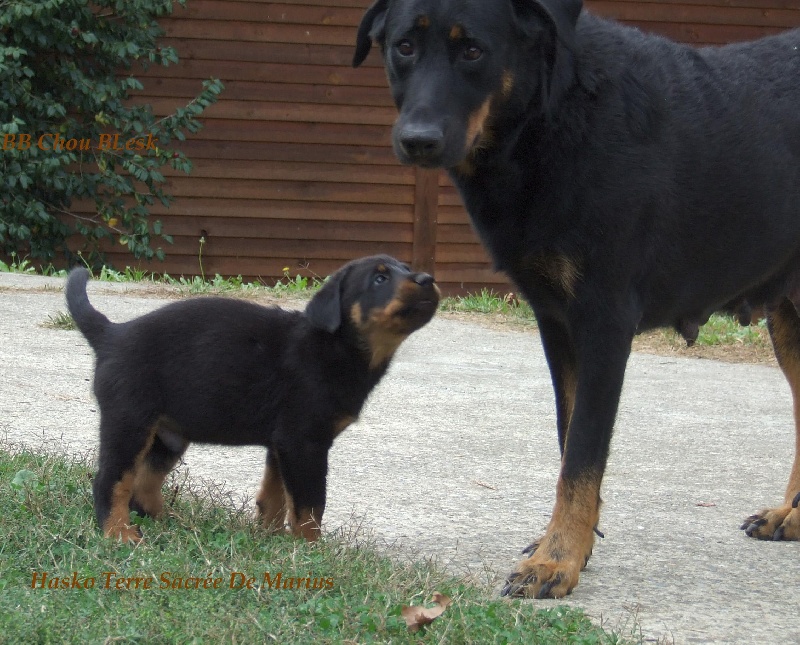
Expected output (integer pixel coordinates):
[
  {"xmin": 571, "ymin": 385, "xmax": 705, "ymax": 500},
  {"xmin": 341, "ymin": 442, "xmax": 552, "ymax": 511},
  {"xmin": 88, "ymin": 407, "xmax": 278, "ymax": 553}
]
[{"xmin": 741, "ymin": 493, "xmax": 800, "ymax": 540}]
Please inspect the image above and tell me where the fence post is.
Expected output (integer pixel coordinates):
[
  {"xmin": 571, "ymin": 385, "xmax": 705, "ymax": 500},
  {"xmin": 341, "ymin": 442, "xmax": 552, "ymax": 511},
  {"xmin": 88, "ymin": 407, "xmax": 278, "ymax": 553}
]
[{"xmin": 412, "ymin": 167, "xmax": 439, "ymax": 275}]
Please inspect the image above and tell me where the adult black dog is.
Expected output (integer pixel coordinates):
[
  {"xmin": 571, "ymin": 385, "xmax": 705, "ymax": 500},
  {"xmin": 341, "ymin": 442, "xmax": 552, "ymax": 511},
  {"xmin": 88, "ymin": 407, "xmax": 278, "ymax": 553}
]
[
  {"xmin": 66, "ymin": 256, "xmax": 439, "ymax": 544},
  {"xmin": 354, "ymin": 0, "xmax": 800, "ymax": 598}
]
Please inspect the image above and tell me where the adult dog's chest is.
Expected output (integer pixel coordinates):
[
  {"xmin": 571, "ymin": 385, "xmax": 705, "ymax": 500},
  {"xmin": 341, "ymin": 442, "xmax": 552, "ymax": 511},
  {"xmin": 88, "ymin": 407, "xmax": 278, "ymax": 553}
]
[{"xmin": 449, "ymin": 166, "xmax": 586, "ymax": 310}]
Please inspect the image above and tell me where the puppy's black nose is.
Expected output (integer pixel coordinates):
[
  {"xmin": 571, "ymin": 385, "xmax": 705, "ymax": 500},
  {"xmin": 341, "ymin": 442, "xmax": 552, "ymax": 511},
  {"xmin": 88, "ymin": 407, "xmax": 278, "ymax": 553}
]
[
  {"xmin": 413, "ymin": 273, "xmax": 435, "ymax": 287},
  {"xmin": 398, "ymin": 126, "xmax": 444, "ymax": 161}
]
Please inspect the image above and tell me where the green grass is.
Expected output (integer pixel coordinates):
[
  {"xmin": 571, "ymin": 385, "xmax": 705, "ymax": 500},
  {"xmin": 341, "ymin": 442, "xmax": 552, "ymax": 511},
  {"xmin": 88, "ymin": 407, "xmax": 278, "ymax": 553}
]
[
  {"xmin": 660, "ymin": 314, "xmax": 770, "ymax": 349},
  {"xmin": 0, "ymin": 446, "xmax": 621, "ymax": 643}
]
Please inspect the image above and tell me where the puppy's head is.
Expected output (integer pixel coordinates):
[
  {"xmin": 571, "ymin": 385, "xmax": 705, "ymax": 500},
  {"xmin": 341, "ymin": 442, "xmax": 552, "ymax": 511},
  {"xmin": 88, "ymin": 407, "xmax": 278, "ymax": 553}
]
[
  {"xmin": 352, "ymin": 0, "xmax": 582, "ymax": 169},
  {"xmin": 305, "ymin": 255, "xmax": 440, "ymax": 368}
]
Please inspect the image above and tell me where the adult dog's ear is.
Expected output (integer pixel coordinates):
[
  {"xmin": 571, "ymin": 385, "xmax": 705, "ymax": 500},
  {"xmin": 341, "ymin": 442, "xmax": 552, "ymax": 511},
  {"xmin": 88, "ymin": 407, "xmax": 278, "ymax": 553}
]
[
  {"xmin": 353, "ymin": 0, "xmax": 389, "ymax": 68},
  {"xmin": 511, "ymin": 0, "xmax": 582, "ymax": 111},
  {"xmin": 305, "ymin": 269, "xmax": 347, "ymax": 333}
]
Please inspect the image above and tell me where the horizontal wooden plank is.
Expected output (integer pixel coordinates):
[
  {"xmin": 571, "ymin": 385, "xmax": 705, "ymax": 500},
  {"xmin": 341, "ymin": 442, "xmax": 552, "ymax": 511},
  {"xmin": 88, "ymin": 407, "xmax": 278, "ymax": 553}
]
[
  {"xmin": 437, "ymin": 207, "xmax": 471, "ymax": 226},
  {"xmin": 175, "ymin": 141, "xmax": 398, "ymax": 166},
  {"xmin": 117, "ymin": 215, "xmax": 414, "ymax": 243},
  {"xmin": 588, "ymin": 1, "xmax": 800, "ymax": 28},
  {"xmin": 438, "ymin": 224, "xmax": 483, "ymax": 245},
  {"xmin": 141, "ymin": 58, "xmax": 390, "ymax": 88},
  {"xmin": 181, "ymin": 119, "xmax": 392, "ymax": 147},
  {"xmin": 71, "ymin": 198, "xmax": 413, "ymax": 223},
  {"xmin": 163, "ymin": 19, "xmax": 356, "ymax": 47},
  {"xmin": 436, "ymin": 244, "xmax": 495, "ymax": 263},
  {"xmin": 137, "ymin": 77, "xmax": 395, "ymax": 107},
  {"xmin": 141, "ymin": 97, "xmax": 397, "ymax": 126},
  {"xmin": 589, "ymin": 0, "xmax": 800, "ymax": 10},
  {"xmin": 173, "ymin": 1, "xmax": 365, "ymax": 27},
  {"xmin": 159, "ymin": 39, "xmax": 384, "ymax": 68},
  {"xmin": 164, "ymin": 177, "xmax": 414, "ymax": 204},
  {"xmin": 163, "ymin": 159, "xmax": 413, "ymax": 185}
]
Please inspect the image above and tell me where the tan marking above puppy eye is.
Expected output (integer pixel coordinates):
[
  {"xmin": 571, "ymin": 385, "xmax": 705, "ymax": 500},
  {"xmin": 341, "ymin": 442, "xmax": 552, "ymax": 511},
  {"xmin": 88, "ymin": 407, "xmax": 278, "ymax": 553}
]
[
  {"xmin": 449, "ymin": 24, "xmax": 464, "ymax": 40},
  {"xmin": 377, "ymin": 265, "xmax": 387, "ymax": 273}
]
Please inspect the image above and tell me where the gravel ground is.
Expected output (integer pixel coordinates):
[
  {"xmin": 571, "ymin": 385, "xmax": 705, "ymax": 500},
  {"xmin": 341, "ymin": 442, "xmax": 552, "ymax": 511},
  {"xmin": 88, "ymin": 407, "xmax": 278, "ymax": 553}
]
[{"xmin": 1, "ymin": 271, "xmax": 798, "ymax": 644}]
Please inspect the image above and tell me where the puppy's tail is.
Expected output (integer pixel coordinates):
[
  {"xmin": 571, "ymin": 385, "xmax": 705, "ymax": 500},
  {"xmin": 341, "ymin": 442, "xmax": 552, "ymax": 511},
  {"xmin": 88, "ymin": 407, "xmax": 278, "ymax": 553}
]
[{"xmin": 65, "ymin": 267, "xmax": 111, "ymax": 349}]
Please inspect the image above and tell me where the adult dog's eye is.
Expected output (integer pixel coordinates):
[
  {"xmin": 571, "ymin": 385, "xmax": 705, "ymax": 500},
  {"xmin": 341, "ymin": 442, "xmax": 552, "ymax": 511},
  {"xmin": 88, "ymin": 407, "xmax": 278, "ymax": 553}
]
[
  {"xmin": 463, "ymin": 44, "xmax": 483, "ymax": 61},
  {"xmin": 397, "ymin": 40, "xmax": 415, "ymax": 57},
  {"xmin": 374, "ymin": 274, "xmax": 388, "ymax": 285}
]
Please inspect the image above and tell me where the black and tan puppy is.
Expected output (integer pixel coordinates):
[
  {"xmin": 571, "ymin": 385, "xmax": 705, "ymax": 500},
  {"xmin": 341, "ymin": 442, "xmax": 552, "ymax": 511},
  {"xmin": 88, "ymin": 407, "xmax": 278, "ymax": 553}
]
[{"xmin": 66, "ymin": 255, "xmax": 439, "ymax": 543}]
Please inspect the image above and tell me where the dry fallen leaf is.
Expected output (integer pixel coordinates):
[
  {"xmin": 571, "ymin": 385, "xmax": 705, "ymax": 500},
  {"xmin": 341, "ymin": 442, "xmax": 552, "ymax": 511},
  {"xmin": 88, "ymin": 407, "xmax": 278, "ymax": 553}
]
[{"xmin": 401, "ymin": 592, "xmax": 452, "ymax": 633}]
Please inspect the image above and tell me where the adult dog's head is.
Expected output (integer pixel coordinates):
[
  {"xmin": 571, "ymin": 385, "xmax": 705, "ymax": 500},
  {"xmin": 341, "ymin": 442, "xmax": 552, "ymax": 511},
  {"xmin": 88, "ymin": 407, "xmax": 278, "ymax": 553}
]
[{"xmin": 353, "ymin": 0, "xmax": 582, "ymax": 169}]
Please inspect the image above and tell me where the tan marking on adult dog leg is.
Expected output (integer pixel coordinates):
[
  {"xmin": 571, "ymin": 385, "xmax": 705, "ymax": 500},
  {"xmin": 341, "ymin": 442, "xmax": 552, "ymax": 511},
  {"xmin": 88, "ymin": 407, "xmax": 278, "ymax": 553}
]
[
  {"xmin": 256, "ymin": 461, "xmax": 288, "ymax": 534},
  {"xmin": 529, "ymin": 253, "xmax": 582, "ymax": 299},
  {"xmin": 332, "ymin": 415, "xmax": 356, "ymax": 439},
  {"xmin": 743, "ymin": 300, "xmax": 800, "ymax": 539},
  {"xmin": 506, "ymin": 473, "xmax": 601, "ymax": 598}
]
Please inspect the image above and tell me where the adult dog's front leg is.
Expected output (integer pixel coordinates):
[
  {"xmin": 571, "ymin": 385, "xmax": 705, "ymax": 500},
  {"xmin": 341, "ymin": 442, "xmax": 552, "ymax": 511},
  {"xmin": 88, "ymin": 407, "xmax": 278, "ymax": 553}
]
[{"xmin": 503, "ymin": 322, "xmax": 632, "ymax": 599}]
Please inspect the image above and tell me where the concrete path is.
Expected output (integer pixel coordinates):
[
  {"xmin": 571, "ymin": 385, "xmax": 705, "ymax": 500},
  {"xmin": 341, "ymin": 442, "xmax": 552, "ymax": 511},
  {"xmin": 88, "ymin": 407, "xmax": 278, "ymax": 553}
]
[{"xmin": 1, "ymin": 272, "xmax": 797, "ymax": 644}]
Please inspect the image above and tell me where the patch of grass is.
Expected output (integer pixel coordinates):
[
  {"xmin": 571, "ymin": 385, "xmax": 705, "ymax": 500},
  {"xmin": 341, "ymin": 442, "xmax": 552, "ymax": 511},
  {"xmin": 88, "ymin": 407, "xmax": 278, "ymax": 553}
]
[
  {"xmin": 0, "ymin": 252, "xmax": 37, "ymax": 274},
  {"xmin": 42, "ymin": 311, "xmax": 76, "ymax": 331},
  {"xmin": 441, "ymin": 289, "xmax": 537, "ymax": 325},
  {"xmin": 660, "ymin": 314, "xmax": 770, "ymax": 349},
  {"xmin": 0, "ymin": 446, "xmax": 622, "ymax": 643}
]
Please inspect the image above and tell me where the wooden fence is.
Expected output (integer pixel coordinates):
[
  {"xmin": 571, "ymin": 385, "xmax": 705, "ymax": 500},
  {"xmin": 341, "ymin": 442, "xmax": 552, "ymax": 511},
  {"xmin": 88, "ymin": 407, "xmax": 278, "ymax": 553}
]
[{"xmin": 81, "ymin": 0, "xmax": 799, "ymax": 294}]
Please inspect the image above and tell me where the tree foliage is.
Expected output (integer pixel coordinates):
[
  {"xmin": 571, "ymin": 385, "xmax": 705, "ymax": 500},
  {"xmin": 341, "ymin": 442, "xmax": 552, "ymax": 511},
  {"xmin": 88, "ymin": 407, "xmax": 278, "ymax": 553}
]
[{"xmin": 0, "ymin": 0, "xmax": 224, "ymax": 265}]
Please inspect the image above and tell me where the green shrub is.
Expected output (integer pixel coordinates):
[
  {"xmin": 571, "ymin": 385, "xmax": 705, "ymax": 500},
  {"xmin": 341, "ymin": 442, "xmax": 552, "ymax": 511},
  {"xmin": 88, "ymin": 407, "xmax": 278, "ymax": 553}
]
[{"xmin": 0, "ymin": 0, "xmax": 223, "ymax": 265}]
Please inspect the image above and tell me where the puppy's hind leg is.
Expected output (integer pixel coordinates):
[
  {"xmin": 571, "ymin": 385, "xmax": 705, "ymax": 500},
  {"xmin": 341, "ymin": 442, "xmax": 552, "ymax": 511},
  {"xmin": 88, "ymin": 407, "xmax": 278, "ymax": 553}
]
[
  {"xmin": 130, "ymin": 423, "xmax": 188, "ymax": 519},
  {"xmin": 742, "ymin": 298, "xmax": 800, "ymax": 540},
  {"xmin": 93, "ymin": 413, "xmax": 156, "ymax": 544},
  {"xmin": 256, "ymin": 450, "xmax": 288, "ymax": 534}
]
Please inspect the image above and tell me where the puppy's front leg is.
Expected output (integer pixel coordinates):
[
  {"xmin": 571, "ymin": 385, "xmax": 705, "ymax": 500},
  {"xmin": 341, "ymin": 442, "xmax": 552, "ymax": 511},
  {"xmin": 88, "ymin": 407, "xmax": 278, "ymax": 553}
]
[
  {"xmin": 274, "ymin": 440, "xmax": 330, "ymax": 541},
  {"xmin": 256, "ymin": 450, "xmax": 288, "ymax": 534}
]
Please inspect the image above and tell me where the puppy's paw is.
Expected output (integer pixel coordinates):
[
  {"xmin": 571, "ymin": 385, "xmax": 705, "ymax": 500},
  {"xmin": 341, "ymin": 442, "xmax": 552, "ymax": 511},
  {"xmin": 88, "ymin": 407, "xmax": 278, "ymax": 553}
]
[{"xmin": 104, "ymin": 522, "xmax": 143, "ymax": 544}]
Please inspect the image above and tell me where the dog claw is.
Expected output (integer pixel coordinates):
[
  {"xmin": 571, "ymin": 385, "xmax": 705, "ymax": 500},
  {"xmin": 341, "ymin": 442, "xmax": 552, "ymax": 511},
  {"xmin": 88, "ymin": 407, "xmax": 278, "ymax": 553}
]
[
  {"xmin": 521, "ymin": 542, "xmax": 539, "ymax": 556},
  {"xmin": 792, "ymin": 491, "xmax": 800, "ymax": 508},
  {"xmin": 773, "ymin": 526, "xmax": 785, "ymax": 541}
]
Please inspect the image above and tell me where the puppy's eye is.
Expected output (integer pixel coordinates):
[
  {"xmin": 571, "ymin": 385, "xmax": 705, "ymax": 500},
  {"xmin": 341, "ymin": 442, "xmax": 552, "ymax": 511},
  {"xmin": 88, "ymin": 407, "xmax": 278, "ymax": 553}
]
[
  {"xmin": 397, "ymin": 40, "xmax": 415, "ymax": 57},
  {"xmin": 374, "ymin": 274, "xmax": 388, "ymax": 285},
  {"xmin": 463, "ymin": 44, "xmax": 483, "ymax": 61}
]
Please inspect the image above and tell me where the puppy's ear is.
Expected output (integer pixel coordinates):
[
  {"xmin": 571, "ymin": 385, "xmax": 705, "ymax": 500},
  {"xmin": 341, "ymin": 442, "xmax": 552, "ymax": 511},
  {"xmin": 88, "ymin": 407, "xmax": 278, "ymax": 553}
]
[
  {"xmin": 353, "ymin": 0, "xmax": 388, "ymax": 68},
  {"xmin": 305, "ymin": 268, "xmax": 347, "ymax": 333},
  {"xmin": 511, "ymin": 0, "xmax": 581, "ymax": 112}
]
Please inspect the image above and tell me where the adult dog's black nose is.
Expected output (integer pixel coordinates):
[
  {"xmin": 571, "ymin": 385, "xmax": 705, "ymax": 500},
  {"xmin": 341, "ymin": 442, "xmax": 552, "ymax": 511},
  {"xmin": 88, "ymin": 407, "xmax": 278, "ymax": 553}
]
[{"xmin": 398, "ymin": 126, "xmax": 444, "ymax": 162}]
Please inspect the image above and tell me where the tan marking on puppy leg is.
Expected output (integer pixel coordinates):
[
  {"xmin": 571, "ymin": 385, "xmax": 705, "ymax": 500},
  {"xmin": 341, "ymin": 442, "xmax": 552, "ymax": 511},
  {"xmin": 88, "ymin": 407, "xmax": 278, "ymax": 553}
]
[
  {"xmin": 501, "ymin": 70, "xmax": 514, "ymax": 99},
  {"xmin": 289, "ymin": 506, "xmax": 323, "ymax": 542},
  {"xmin": 103, "ymin": 471, "xmax": 142, "ymax": 543},
  {"xmin": 256, "ymin": 462, "xmax": 288, "ymax": 534},
  {"xmin": 131, "ymin": 465, "xmax": 167, "ymax": 518}
]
